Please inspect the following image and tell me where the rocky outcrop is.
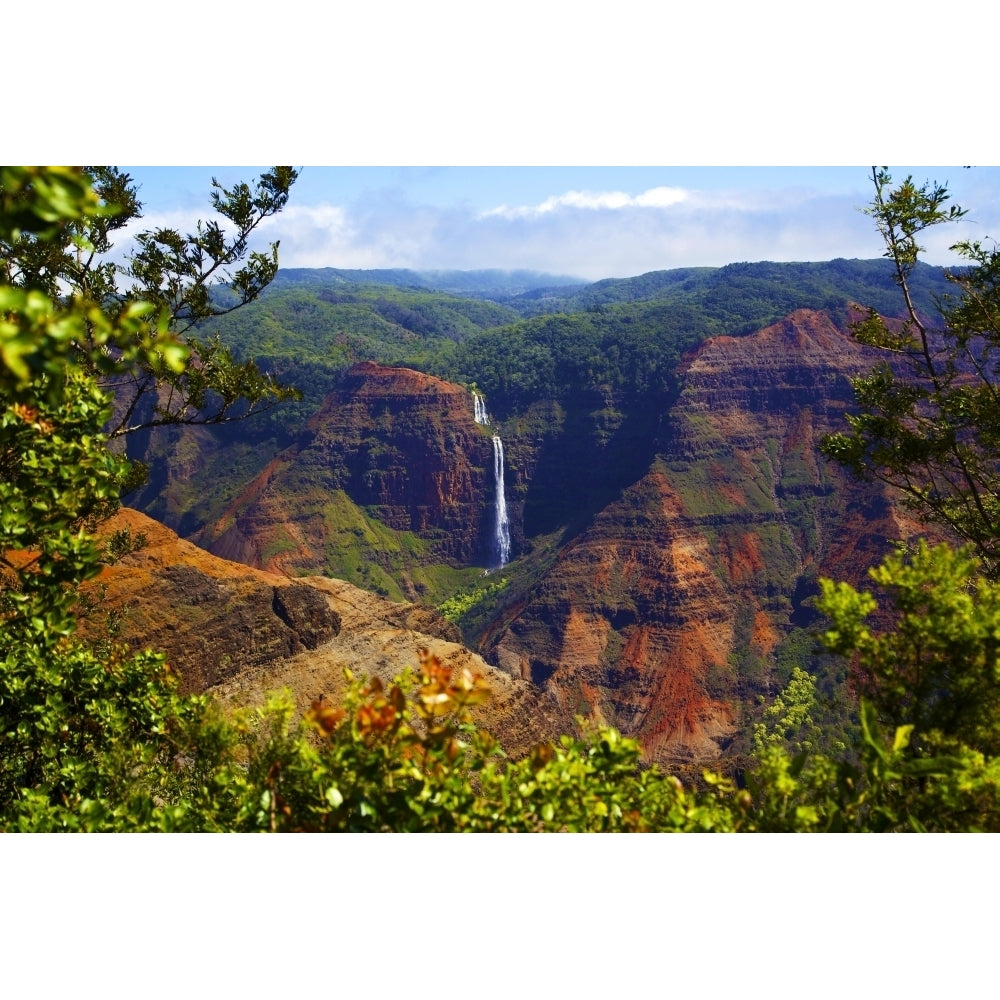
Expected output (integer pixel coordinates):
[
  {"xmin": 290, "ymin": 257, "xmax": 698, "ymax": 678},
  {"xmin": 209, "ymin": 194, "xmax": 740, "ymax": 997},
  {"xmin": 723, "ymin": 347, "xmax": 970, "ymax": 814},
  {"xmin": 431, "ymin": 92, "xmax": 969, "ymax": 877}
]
[
  {"xmin": 82, "ymin": 509, "xmax": 575, "ymax": 757},
  {"xmin": 84, "ymin": 509, "xmax": 342, "ymax": 692}
]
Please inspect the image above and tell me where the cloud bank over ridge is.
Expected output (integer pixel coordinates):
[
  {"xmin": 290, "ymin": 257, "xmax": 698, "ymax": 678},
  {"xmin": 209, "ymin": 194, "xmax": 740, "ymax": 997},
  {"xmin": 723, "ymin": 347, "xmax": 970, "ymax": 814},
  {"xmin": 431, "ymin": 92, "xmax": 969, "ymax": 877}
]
[{"xmin": 256, "ymin": 183, "xmax": 893, "ymax": 280}]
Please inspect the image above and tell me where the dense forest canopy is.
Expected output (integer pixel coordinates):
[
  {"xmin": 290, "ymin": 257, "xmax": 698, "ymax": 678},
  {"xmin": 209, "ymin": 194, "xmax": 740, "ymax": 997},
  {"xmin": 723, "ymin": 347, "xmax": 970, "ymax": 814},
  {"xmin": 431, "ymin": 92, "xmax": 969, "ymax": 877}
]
[{"xmin": 199, "ymin": 256, "xmax": 956, "ymax": 410}]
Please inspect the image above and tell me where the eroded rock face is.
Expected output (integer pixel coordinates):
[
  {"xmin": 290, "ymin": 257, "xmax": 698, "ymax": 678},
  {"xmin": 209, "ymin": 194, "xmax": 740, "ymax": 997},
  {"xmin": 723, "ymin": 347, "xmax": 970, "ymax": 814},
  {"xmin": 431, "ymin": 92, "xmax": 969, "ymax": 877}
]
[
  {"xmin": 665, "ymin": 308, "xmax": 911, "ymax": 593},
  {"xmin": 85, "ymin": 509, "xmax": 342, "ymax": 692},
  {"xmin": 482, "ymin": 310, "xmax": 916, "ymax": 765},
  {"xmin": 82, "ymin": 510, "xmax": 575, "ymax": 758},
  {"xmin": 199, "ymin": 362, "xmax": 498, "ymax": 576},
  {"xmin": 486, "ymin": 466, "xmax": 737, "ymax": 762}
]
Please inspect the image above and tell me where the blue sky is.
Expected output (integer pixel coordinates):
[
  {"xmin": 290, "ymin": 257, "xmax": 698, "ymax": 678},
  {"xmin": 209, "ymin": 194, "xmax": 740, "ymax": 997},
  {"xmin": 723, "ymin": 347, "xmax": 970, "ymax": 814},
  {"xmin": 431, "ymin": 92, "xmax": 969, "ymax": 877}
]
[{"xmin": 114, "ymin": 166, "xmax": 1000, "ymax": 282}]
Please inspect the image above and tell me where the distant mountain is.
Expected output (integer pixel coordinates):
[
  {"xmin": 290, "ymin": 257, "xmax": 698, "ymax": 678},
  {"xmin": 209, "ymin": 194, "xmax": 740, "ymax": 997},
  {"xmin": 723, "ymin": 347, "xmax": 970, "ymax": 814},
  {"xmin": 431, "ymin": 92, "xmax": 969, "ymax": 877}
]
[
  {"xmin": 270, "ymin": 267, "xmax": 585, "ymax": 300},
  {"xmin": 504, "ymin": 258, "xmax": 956, "ymax": 321},
  {"xmin": 240, "ymin": 259, "xmax": 954, "ymax": 325}
]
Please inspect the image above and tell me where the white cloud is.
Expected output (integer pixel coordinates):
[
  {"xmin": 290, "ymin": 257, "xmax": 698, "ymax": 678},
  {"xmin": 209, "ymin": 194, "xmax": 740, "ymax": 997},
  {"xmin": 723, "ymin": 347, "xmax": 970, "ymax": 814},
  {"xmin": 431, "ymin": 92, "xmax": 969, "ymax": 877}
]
[
  {"xmin": 101, "ymin": 203, "xmax": 356, "ymax": 273},
  {"xmin": 256, "ymin": 204, "xmax": 358, "ymax": 266},
  {"xmin": 96, "ymin": 208, "xmax": 239, "ymax": 269},
  {"xmin": 268, "ymin": 203, "xmax": 350, "ymax": 231},
  {"xmin": 634, "ymin": 186, "xmax": 689, "ymax": 208},
  {"xmin": 249, "ymin": 188, "xmax": 888, "ymax": 280},
  {"xmin": 482, "ymin": 186, "xmax": 689, "ymax": 219}
]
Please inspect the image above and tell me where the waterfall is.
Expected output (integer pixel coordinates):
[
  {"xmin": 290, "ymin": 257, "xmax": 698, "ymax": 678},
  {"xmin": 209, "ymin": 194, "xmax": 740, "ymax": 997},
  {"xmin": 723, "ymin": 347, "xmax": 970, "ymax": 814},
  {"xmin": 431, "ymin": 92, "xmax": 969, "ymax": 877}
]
[
  {"xmin": 472, "ymin": 389, "xmax": 510, "ymax": 568},
  {"xmin": 473, "ymin": 392, "xmax": 490, "ymax": 426},
  {"xmin": 492, "ymin": 435, "xmax": 511, "ymax": 569}
]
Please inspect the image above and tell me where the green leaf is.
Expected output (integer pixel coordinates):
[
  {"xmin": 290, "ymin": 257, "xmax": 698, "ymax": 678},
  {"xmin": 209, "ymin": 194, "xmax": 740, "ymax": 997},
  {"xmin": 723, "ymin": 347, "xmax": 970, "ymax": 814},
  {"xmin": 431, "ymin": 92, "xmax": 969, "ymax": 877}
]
[{"xmin": 892, "ymin": 725, "xmax": 915, "ymax": 753}]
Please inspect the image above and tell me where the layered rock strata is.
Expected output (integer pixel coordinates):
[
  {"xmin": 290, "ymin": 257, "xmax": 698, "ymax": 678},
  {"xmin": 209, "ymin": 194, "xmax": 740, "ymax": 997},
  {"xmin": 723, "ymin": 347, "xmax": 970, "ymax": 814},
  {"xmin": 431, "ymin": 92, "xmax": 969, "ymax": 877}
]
[
  {"xmin": 82, "ymin": 510, "xmax": 573, "ymax": 757},
  {"xmin": 199, "ymin": 362, "xmax": 499, "ymax": 578},
  {"xmin": 482, "ymin": 309, "xmax": 919, "ymax": 765}
]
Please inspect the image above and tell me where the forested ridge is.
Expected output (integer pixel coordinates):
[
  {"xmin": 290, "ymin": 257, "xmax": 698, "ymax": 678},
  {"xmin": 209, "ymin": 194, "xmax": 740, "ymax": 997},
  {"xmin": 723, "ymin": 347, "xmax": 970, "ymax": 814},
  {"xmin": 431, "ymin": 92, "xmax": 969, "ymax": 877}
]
[
  {"xmin": 205, "ymin": 255, "xmax": 955, "ymax": 410},
  {"xmin": 3, "ymin": 166, "xmax": 1000, "ymax": 831}
]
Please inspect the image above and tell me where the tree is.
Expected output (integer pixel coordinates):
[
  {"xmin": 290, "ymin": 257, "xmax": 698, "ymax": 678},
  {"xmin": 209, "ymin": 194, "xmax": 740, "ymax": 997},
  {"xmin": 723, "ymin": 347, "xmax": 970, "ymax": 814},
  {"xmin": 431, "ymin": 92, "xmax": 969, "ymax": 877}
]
[
  {"xmin": 821, "ymin": 167, "xmax": 1000, "ymax": 577},
  {"xmin": 805, "ymin": 167, "xmax": 1000, "ymax": 828},
  {"xmin": 1, "ymin": 166, "xmax": 301, "ymax": 439},
  {"xmin": 819, "ymin": 542, "xmax": 1000, "ymax": 754},
  {"xmin": 0, "ymin": 167, "xmax": 229, "ymax": 829}
]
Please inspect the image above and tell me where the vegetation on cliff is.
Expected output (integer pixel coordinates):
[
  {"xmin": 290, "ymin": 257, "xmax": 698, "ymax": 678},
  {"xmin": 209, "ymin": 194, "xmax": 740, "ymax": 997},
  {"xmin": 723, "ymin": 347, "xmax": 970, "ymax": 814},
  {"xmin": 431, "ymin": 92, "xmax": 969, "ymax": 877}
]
[
  {"xmin": 124, "ymin": 250, "xmax": 959, "ymax": 624},
  {"xmin": 196, "ymin": 254, "xmax": 955, "ymax": 418}
]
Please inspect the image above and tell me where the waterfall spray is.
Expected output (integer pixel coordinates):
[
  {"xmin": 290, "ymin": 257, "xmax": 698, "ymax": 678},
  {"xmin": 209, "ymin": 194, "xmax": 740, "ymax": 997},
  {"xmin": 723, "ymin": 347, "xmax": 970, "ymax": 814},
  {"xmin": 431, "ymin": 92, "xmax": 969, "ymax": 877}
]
[{"xmin": 473, "ymin": 392, "xmax": 490, "ymax": 426}]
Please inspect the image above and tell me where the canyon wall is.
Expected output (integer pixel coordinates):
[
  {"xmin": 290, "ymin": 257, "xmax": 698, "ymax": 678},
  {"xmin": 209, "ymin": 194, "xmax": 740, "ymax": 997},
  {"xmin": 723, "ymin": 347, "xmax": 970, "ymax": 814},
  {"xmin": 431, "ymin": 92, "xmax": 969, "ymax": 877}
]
[
  {"xmin": 480, "ymin": 309, "xmax": 915, "ymax": 765},
  {"xmin": 195, "ymin": 362, "xmax": 501, "ymax": 599},
  {"xmin": 83, "ymin": 509, "xmax": 576, "ymax": 758}
]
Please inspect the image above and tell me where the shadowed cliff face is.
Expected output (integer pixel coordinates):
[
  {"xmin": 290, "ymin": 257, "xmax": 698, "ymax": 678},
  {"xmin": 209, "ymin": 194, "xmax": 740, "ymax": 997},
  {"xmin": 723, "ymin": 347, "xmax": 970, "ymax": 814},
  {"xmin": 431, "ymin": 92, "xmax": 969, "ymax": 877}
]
[
  {"xmin": 480, "ymin": 309, "xmax": 918, "ymax": 765},
  {"xmin": 195, "ymin": 363, "xmax": 500, "ymax": 592}
]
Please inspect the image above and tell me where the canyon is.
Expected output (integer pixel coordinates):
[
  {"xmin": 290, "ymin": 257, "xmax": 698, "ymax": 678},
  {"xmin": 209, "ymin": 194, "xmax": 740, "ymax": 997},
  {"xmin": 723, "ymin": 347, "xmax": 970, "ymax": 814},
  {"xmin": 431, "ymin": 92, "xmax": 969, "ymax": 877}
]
[
  {"xmin": 116, "ymin": 298, "xmax": 923, "ymax": 767},
  {"xmin": 478, "ymin": 309, "xmax": 913, "ymax": 764}
]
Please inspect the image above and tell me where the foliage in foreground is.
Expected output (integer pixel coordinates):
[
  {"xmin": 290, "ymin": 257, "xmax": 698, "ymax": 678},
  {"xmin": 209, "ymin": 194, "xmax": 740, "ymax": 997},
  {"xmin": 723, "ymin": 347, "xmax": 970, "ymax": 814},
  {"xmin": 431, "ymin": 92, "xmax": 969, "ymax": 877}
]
[
  {"xmin": 219, "ymin": 614, "xmax": 1000, "ymax": 832},
  {"xmin": 6, "ymin": 629, "xmax": 1000, "ymax": 832},
  {"xmin": 1, "ymin": 165, "xmax": 300, "ymax": 440}
]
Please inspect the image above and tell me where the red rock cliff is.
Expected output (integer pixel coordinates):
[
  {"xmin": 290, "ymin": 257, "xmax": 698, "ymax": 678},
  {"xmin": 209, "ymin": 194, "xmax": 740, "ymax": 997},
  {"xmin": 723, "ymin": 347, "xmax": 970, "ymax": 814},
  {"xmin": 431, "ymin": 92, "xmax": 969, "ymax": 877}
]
[
  {"xmin": 199, "ymin": 363, "xmax": 500, "ymax": 580},
  {"xmin": 482, "ymin": 309, "xmax": 919, "ymax": 765}
]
